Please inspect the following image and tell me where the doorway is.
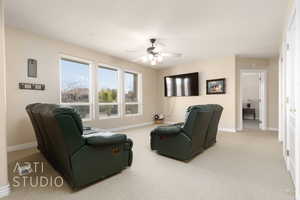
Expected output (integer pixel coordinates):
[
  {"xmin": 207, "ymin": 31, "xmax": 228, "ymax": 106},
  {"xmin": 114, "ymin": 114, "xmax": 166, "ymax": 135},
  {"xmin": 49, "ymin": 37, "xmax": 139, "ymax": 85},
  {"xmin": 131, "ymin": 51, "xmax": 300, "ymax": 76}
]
[{"xmin": 240, "ymin": 70, "xmax": 267, "ymax": 131}]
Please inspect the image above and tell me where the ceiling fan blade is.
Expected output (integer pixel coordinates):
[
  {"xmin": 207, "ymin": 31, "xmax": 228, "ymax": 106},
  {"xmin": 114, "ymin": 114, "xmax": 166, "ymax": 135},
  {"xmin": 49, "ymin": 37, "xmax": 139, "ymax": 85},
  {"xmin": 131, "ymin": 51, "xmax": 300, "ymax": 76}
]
[
  {"xmin": 125, "ymin": 49, "xmax": 140, "ymax": 53},
  {"xmin": 155, "ymin": 40, "xmax": 166, "ymax": 47},
  {"xmin": 161, "ymin": 52, "xmax": 182, "ymax": 57}
]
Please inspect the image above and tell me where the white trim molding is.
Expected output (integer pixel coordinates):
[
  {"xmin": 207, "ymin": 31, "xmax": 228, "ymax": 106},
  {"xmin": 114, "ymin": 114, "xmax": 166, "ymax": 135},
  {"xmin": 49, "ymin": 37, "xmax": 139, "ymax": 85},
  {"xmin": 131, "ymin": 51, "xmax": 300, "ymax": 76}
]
[
  {"xmin": 164, "ymin": 121, "xmax": 178, "ymax": 124},
  {"xmin": 108, "ymin": 122, "xmax": 153, "ymax": 131},
  {"xmin": 219, "ymin": 128, "xmax": 237, "ymax": 133},
  {"xmin": 0, "ymin": 184, "xmax": 10, "ymax": 198},
  {"xmin": 166, "ymin": 122, "xmax": 237, "ymax": 133},
  {"xmin": 267, "ymin": 128, "xmax": 279, "ymax": 132},
  {"xmin": 239, "ymin": 69, "xmax": 268, "ymax": 131},
  {"xmin": 7, "ymin": 142, "xmax": 37, "ymax": 152}
]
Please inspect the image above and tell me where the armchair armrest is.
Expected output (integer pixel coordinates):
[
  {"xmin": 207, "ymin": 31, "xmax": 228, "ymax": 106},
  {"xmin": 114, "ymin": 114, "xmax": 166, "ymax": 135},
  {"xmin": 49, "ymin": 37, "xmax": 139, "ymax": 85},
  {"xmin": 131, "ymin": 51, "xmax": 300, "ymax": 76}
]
[
  {"xmin": 83, "ymin": 126, "xmax": 92, "ymax": 131},
  {"xmin": 83, "ymin": 127, "xmax": 100, "ymax": 136},
  {"xmin": 85, "ymin": 132, "xmax": 127, "ymax": 146},
  {"xmin": 153, "ymin": 125, "xmax": 182, "ymax": 136},
  {"xmin": 173, "ymin": 122, "xmax": 184, "ymax": 127}
]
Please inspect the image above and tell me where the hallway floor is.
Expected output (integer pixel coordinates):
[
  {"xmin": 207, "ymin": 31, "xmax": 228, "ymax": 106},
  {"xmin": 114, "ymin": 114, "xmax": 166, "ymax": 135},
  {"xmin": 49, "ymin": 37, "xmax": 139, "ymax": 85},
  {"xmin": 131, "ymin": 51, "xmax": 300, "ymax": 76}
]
[{"xmin": 243, "ymin": 119, "xmax": 260, "ymax": 130}]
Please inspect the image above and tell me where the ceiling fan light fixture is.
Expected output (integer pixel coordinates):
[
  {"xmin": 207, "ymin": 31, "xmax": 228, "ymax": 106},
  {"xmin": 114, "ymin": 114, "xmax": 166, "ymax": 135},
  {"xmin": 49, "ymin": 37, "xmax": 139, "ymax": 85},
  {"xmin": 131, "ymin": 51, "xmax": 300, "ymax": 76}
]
[
  {"xmin": 142, "ymin": 56, "xmax": 148, "ymax": 63},
  {"xmin": 148, "ymin": 53, "xmax": 154, "ymax": 60},
  {"xmin": 157, "ymin": 54, "xmax": 163, "ymax": 63},
  {"xmin": 132, "ymin": 38, "xmax": 181, "ymax": 66},
  {"xmin": 151, "ymin": 59, "xmax": 156, "ymax": 66}
]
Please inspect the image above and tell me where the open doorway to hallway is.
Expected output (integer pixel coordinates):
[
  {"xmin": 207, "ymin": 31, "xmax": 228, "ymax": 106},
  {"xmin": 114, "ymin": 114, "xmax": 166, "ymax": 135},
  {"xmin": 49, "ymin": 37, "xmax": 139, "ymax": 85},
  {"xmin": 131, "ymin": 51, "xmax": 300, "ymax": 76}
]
[
  {"xmin": 240, "ymin": 70, "xmax": 267, "ymax": 131},
  {"xmin": 242, "ymin": 73, "xmax": 260, "ymax": 129}
]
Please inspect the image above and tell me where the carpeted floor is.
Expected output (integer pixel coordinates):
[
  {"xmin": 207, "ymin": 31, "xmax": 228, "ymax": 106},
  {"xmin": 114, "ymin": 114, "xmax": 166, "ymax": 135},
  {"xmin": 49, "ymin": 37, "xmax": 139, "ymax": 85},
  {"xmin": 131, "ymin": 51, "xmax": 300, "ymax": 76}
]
[
  {"xmin": 243, "ymin": 120, "xmax": 260, "ymax": 130},
  {"xmin": 4, "ymin": 125, "xmax": 294, "ymax": 200}
]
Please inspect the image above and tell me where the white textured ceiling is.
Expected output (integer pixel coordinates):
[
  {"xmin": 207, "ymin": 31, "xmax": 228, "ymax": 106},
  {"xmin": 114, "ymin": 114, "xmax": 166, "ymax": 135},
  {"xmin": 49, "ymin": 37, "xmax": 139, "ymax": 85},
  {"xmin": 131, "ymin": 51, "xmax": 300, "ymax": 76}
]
[{"xmin": 5, "ymin": 0, "xmax": 287, "ymax": 67}]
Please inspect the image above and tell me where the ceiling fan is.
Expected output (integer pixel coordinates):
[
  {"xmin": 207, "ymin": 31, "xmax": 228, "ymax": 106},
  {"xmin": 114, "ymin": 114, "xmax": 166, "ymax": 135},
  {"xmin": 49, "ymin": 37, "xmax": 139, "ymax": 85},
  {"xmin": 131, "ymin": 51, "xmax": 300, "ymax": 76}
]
[{"xmin": 134, "ymin": 38, "xmax": 182, "ymax": 66}]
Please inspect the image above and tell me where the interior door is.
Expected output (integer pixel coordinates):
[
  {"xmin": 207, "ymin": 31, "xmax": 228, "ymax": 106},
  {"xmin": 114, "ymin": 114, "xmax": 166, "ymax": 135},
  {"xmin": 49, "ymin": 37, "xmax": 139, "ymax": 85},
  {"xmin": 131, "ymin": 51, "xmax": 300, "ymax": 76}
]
[{"xmin": 285, "ymin": 14, "xmax": 296, "ymax": 184}]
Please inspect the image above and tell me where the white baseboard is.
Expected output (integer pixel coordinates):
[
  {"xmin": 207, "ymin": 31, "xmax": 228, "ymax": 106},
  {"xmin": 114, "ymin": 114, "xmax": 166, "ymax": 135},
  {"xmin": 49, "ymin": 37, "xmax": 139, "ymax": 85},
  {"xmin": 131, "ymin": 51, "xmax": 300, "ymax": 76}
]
[
  {"xmin": 164, "ymin": 121, "xmax": 178, "ymax": 124},
  {"xmin": 165, "ymin": 122, "xmax": 237, "ymax": 133},
  {"xmin": 219, "ymin": 128, "xmax": 237, "ymax": 133},
  {"xmin": 235, "ymin": 127, "xmax": 278, "ymax": 132},
  {"xmin": 7, "ymin": 142, "xmax": 37, "ymax": 152},
  {"xmin": 108, "ymin": 122, "xmax": 154, "ymax": 131},
  {"xmin": 267, "ymin": 128, "xmax": 279, "ymax": 131},
  {"xmin": 0, "ymin": 185, "xmax": 10, "ymax": 198},
  {"xmin": 7, "ymin": 122, "xmax": 154, "ymax": 152}
]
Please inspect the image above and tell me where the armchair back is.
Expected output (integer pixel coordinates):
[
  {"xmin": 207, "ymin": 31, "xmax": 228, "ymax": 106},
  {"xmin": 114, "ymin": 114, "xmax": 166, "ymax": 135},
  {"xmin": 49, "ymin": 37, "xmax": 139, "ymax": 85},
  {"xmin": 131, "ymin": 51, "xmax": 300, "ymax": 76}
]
[{"xmin": 182, "ymin": 106, "xmax": 213, "ymax": 152}]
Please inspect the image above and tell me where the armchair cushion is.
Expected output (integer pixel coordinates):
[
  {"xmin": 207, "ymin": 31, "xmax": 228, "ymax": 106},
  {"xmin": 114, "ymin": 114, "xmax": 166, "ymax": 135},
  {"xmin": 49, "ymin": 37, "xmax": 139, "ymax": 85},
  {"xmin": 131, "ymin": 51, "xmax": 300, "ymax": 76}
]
[
  {"xmin": 153, "ymin": 125, "xmax": 182, "ymax": 136},
  {"xmin": 85, "ymin": 132, "xmax": 127, "ymax": 146}
]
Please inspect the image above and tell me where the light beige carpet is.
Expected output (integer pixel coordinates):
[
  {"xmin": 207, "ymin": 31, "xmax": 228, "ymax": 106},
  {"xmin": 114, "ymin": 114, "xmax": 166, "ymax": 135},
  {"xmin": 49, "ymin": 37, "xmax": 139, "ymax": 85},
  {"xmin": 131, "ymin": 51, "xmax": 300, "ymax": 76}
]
[
  {"xmin": 4, "ymin": 125, "xmax": 294, "ymax": 200},
  {"xmin": 243, "ymin": 120, "xmax": 260, "ymax": 130}
]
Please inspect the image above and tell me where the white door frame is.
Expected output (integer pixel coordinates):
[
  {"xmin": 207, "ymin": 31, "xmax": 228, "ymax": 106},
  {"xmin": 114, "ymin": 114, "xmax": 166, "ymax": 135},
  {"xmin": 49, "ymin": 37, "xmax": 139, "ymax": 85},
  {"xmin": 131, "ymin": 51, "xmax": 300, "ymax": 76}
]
[
  {"xmin": 294, "ymin": 0, "xmax": 300, "ymax": 198},
  {"xmin": 280, "ymin": 3, "xmax": 300, "ymax": 199},
  {"xmin": 239, "ymin": 69, "xmax": 267, "ymax": 131},
  {"xmin": 295, "ymin": 0, "xmax": 300, "ymax": 200},
  {"xmin": 279, "ymin": 48, "xmax": 289, "ymax": 164}
]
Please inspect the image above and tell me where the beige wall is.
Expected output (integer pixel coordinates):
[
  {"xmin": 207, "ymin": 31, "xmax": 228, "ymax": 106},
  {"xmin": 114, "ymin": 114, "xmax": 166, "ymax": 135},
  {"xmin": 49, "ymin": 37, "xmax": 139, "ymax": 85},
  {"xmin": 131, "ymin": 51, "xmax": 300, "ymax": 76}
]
[
  {"xmin": 5, "ymin": 27, "xmax": 159, "ymax": 147},
  {"xmin": 4, "ymin": 28, "xmax": 280, "ymax": 147},
  {"xmin": 0, "ymin": 0, "xmax": 8, "ymax": 188},
  {"xmin": 157, "ymin": 56, "xmax": 278, "ymax": 131},
  {"xmin": 157, "ymin": 56, "xmax": 236, "ymax": 131},
  {"xmin": 236, "ymin": 56, "xmax": 279, "ymax": 129}
]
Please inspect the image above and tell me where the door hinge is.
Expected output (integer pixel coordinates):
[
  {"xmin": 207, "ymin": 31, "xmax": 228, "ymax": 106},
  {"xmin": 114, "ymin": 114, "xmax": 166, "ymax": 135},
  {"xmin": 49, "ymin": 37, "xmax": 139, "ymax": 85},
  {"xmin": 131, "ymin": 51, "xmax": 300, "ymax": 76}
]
[
  {"xmin": 286, "ymin": 150, "xmax": 290, "ymax": 156},
  {"xmin": 287, "ymin": 43, "xmax": 290, "ymax": 50},
  {"xmin": 258, "ymin": 120, "xmax": 262, "ymax": 124}
]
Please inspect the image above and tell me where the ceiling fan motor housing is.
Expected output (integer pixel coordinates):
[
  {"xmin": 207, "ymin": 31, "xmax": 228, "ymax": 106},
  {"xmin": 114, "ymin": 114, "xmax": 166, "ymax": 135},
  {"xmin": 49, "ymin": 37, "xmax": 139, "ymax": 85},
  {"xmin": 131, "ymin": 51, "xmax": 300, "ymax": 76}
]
[
  {"xmin": 147, "ymin": 38, "xmax": 157, "ymax": 53},
  {"xmin": 150, "ymin": 38, "xmax": 156, "ymax": 44},
  {"xmin": 136, "ymin": 38, "xmax": 181, "ymax": 65}
]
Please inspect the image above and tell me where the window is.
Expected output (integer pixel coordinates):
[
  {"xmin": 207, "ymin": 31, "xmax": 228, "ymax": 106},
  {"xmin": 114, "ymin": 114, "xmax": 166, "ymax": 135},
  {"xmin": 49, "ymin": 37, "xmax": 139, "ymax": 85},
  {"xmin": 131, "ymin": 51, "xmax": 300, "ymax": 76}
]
[
  {"xmin": 124, "ymin": 71, "xmax": 140, "ymax": 115},
  {"xmin": 59, "ymin": 55, "xmax": 142, "ymax": 120},
  {"xmin": 98, "ymin": 66, "xmax": 120, "ymax": 118},
  {"xmin": 60, "ymin": 57, "xmax": 92, "ymax": 120}
]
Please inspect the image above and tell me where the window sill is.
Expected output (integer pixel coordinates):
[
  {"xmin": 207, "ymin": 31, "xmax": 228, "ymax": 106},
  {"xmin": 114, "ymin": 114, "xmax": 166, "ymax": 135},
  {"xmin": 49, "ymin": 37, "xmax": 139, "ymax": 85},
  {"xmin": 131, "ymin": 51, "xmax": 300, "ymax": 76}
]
[
  {"xmin": 99, "ymin": 115, "xmax": 121, "ymax": 120},
  {"xmin": 124, "ymin": 113, "xmax": 142, "ymax": 117}
]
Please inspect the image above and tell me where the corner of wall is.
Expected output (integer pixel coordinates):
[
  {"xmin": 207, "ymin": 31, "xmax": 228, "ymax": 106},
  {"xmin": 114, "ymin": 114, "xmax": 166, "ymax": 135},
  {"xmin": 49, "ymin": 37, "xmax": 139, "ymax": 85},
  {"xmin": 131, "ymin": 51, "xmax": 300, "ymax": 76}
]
[{"xmin": 0, "ymin": 0, "xmax": 9, "ymax": 192}]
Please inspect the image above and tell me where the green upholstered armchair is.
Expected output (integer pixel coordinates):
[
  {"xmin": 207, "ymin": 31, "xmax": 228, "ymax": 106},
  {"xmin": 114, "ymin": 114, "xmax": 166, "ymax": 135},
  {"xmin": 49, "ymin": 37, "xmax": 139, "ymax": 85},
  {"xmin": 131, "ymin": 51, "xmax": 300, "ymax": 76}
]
[
  {"xmin": 26, "ymin": 103, "xmax": 133, "ymax": 189},
  {"xmin": 150, "ymin": 104, "xmax": 223, "ymax": 161}
]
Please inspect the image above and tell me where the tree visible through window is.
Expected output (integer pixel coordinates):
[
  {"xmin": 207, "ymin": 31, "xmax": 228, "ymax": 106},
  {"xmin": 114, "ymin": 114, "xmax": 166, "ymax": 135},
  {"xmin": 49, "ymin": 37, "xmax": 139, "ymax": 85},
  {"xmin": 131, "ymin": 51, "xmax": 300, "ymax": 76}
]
[
  {"xmin": 124, "ymin": 72, "xmax": 139, "ymax": 115},
  {"xmin": 60, "ymin": 58, "xmax": 91, "ymax": 119},
  {"xmin": 98, "ymin": 66, "xmax": 119, "ymax": 118}
]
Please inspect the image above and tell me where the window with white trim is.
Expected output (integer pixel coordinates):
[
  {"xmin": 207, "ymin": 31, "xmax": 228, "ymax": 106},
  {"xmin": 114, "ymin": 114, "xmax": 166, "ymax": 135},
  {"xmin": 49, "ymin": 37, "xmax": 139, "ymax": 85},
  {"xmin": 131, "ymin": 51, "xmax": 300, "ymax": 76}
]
[
  {"xmin": 124, "ymin": 71, "xmax": 140, "ymax": 115},
  {"xmin": 98, "ymin": 66, "xmax": 120, "ymax": 118},
  {"xmin": 60, "ymin": 58, "xmax": 92, "ymax": 120}
]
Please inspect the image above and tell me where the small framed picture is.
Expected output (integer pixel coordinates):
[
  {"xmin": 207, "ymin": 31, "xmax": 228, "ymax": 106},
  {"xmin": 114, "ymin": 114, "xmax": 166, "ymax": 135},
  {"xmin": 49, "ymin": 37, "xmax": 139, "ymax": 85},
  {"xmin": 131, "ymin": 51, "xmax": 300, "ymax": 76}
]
[{"xmin": 206, "ymin": 78, "xmax": 226, "ymax": 95}]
